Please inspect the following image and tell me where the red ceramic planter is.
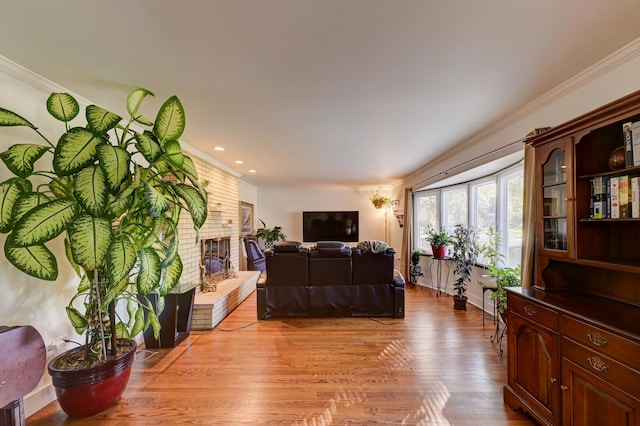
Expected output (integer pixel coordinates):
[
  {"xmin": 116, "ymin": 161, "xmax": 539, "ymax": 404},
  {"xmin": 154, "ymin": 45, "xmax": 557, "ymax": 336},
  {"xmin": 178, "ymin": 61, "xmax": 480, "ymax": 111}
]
[
  {"xmin": 431, "ymin": 244, "xmax": 448, "ymax": 258},
  {"xmin": 48, "ymin": 339, "xmax": 136, "ymax": 417}
]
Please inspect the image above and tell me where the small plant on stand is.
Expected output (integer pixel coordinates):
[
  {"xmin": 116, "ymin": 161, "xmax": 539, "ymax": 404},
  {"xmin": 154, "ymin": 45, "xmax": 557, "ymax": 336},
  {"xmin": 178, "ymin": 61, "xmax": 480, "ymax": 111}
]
[
  {"xmin": 255, "ymin": 219, "xmax": 287, "ymax": 249},
  {"xmin": 410, "ymin": 249, "xmax": 423, "ymax": 284}
]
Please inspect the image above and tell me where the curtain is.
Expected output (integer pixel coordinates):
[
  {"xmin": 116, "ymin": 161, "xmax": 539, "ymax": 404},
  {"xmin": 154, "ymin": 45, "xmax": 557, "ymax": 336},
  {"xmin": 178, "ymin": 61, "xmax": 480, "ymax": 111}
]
[
  {"xmin": 520, "ymin": 144, "xmax": 536, "ymax": 288},
  {"xmin": 401, "ymin": 187, "xmax": 413, "ymax": 281}
]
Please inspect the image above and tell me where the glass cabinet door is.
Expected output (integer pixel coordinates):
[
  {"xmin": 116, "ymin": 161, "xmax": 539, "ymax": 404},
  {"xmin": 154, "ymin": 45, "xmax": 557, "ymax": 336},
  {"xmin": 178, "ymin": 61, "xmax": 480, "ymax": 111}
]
[{"xmin": 540, "ymin": 146, "xmax": 570, "ymax": 252}]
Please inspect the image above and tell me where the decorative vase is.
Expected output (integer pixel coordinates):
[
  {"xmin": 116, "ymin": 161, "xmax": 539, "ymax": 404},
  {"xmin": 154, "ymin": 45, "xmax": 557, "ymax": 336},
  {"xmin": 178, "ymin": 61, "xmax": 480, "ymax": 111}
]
[
  {"xmin": 608, "ymin": 146, "xmax": 626, "ymax": 170},
  {"xmin": 431, "ymin": 244, "xmax": 448, "ymax": 258},
  {"xmin": 48, "ymin": 339, "xmax": 136, "ymax": 417}
]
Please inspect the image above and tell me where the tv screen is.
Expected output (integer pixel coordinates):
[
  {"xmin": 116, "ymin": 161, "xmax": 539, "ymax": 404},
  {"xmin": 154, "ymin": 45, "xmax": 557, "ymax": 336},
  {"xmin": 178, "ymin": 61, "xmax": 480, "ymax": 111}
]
[{"xmin": 302, "ymin": 211, "xmax": 359, "ymax": 242}]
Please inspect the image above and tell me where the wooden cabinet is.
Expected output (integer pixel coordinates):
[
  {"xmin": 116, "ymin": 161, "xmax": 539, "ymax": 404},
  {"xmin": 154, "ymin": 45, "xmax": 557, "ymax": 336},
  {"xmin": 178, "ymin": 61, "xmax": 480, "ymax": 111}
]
[
  {"xmin": 505, "ymin": 294, "xmax": 560, "ymax": 425},
  {"xmin": 505, "ymin": 90, "xmax": 640, "ymax": 425}
]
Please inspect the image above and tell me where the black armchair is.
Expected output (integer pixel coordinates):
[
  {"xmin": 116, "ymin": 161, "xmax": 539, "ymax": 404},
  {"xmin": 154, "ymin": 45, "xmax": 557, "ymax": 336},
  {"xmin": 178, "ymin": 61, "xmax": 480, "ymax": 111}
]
[{"xmin": 243, "ymin": 235, "xmax": 266, "ymax": 272}]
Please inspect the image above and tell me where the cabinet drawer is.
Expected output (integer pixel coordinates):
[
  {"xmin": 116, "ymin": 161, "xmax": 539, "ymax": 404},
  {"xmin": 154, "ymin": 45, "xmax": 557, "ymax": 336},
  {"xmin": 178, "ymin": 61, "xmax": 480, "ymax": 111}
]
[
  {"xmin": 509, "ymin": 294, "xmax": 558, "ymax": 330},
  {"xmin": 561, "ymin": 315, "xmax": 640, "ymax": 372},
  {"xmin": 562, "ymin": 337, "xmax": 640, "ymax": 397}
]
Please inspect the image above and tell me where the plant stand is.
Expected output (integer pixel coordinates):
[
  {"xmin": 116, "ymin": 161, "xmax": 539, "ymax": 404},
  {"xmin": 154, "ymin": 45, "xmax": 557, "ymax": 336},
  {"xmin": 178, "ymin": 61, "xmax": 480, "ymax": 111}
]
[
  {"xmin": 490, "ymin": 314, "xmax": 507, "ymax": 356},
  {"xmin": 141, "ymin": 283, "xmax": 197, "ymax": 349},
  {"xmin": 409, "ymin": 265, "xmax": 423, "ymax": 284},
  {"xmin": 428, "ymin": 255, "xmax": 451, "ymax": 297}
]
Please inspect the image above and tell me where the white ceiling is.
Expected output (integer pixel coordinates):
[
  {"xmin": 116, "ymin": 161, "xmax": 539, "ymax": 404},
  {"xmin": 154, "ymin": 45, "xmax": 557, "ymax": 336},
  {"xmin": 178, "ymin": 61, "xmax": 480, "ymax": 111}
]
[{"xmin": 1, "ymin": 1, "xmax": 640, "ymax": 189}]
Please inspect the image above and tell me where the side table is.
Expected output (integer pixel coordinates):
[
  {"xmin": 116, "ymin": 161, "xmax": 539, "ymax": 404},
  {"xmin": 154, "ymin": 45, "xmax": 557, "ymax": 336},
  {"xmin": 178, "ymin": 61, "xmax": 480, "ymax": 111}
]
[
  {"xmin": 428, "ymin": 255, "xmax": 451, "ymax": 297},
  {"xmin": 477, "ymin": 279, "xmax": 498, "ymax": 326},
  {"xmin": 141, "ymin": 281, "xmax": 199, "ymax": 349}
]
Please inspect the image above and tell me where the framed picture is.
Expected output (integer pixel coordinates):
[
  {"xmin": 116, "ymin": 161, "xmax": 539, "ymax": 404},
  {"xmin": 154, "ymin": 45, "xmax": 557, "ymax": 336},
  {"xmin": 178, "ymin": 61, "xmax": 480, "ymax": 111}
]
[{"xmin": 239, "ymin": 202, "xmax": 254, "ymax": 236}]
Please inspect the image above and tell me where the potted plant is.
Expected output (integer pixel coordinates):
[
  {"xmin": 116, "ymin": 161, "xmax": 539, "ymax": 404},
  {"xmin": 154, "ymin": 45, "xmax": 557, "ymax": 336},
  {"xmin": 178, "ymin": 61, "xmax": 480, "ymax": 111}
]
[
  {"xmin": 450, "ymin": 224, "xmax": 479, "ymax": 310},
  {"xmin": 490, "ymin": 264, "xmax": 522, "ymax": 321},
  {"xmin": 369, "ymin": 188, "xmax": 390, "ymax": 209},
  {"xmin": 410, "ymin": 249, "xmax": 423, "ymax": 284},
  {"xmin": 255, "ymin": 219, "xmax": 287, "ymax": 249},
  {"xmin": 425, "ymin": 226, "xmax": 450, "ymax": 258},
  {"xmin": 0, "ymin": 88, "xmax": 207, "ymax": 417},
  {"xmin": 479, "ymin": 226, "xmax": 504, "ymax": 289}
]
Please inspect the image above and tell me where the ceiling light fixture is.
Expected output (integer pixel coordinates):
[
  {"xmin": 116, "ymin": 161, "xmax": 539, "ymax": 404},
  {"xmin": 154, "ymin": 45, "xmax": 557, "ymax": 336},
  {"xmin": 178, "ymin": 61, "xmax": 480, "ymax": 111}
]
[
  {"xmin": 235, "ymin": 160, "xmax": 244, "ymax": 164},
  {"xmin": 214, "ymin": 146, "xmax": 225, "ymax": 151},
  {"xmin": 249, "ymin": 169, "xmax": 256, "ymax": 173}
]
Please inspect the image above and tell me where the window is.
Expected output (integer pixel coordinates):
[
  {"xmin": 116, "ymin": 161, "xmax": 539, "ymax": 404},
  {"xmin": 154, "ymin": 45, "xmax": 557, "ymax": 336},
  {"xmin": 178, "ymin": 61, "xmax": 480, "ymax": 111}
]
[
  {"xmin": 441, "ymin": 185, "xmax": 468, "ymax": 233},
  {"xmin": 414, "ymin": 192, "xmax": 439, "ymax": 252},
  {"xmin": 413, "ymin": 160, "xmax": 523, "ymax": 266}
]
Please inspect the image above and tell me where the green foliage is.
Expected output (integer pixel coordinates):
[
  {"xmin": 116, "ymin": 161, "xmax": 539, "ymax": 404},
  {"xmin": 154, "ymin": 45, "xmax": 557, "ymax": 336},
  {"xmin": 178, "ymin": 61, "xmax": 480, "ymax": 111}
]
[
  {"xmin": 425, "ymin": 226, "xmax": 450, "ymax": 247},
  {"xmin": 0, "ymin": 89, "xmax": 207, "ymax": 365},
  {"xmin": 255, "ymin": 219, "xmax": 287, "ymax": 243},
  {"xmin": 411, "ymin": 249, "xmax": 421, "ymax": 266},
  {"xmin": 479, "ymin": 226, "xmax": 504, "ymax": 273},
  {"xmin": 450, "ymin": 224, "xmax": 479, "ymax": 299},
  {"xmin": 490, "ymin": 264, "xmax": 522, "ymax": 314}
]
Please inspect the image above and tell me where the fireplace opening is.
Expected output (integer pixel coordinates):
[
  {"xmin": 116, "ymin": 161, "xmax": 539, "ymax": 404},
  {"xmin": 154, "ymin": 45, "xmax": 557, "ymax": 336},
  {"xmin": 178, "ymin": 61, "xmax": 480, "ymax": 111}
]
[{"xmin": 201, "ymin": 237, "xmax": 231, "ymax": 286}]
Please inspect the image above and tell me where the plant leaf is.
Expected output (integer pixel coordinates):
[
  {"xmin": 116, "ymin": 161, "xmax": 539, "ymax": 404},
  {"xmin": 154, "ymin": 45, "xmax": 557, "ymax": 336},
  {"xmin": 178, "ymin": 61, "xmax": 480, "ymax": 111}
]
[
  {"xmin": 160, "ymin": 254, "xmax": 182, "ymax": 296},
  {"xmin": 12, "ymin": 192, "xmax": 51, "ymax": 223},
  {"xmin": 137, "ymin": 247, "xmax": 161, "ymax": 295},
  {"xmin": 0, "ymin": 178, "xmax": 32, "ymax": 233},
  {"xmin": 73, "ymin": 165, "xmax": 108, "ymax": 216},
  {"xmin": 106, "ymin": 234, "xmax": 137, "ymax": 284},
  {"xmin": 47, "ymin": 93, "xmax": 79, "ymax": 122},
  {"xmin": 146, "ymin": 308, "xmax": 161, "ymax": 339},
  {"xmin": 4, "ymin": 236, "xmax": 58, "ymax": 280},
  {"xmin": 174, "ymin": 183, "xmax": 207, "ymax": 229},
  {"xmin": 164, "ymin": 139, "xmax": 184, "ymax": 169},
  {"xmin": 53, "ymin": 127, "xmax": 103, "ymax": 176},
  {"xmin": 97, "ymin": 144, "xmax": 130, "ymax": 192},
  {"xmin": 161, "ymin": 236, "xmax": 178, "ymax": 268},
  {"xmin": 66, "ymin": 306, "xmax": 87, "ymax": 334},
  {"xmin": 68, "ymin": 214, "xmax": 113, "ymax": 271},
  {"xmin": 130, "ymin": 306, "xmax": 145, "ymax": 337},
  {"xmin": 0, "ymin": 108, "xmax": 36, "ymax": 128},
  {"xmin": 77, "ymin": 273, "xmax": 91, "ymax": 292},
  {"xmin": 134, "ymin": 131, "xmax": 162, "ymax": 163},
  {"xmin": 126, "ymin": 88, "xmax": 154, "ymax": 126},
  {"xmin": 102, "ymin": 276, "xmax": 130, "ymax": 309},
  {"xmin": 86, "ymin": 105, "xmax": 121, "ymax": 134},
  {"xmin": 0, "ymin": 144, "xmax": 49, "ymax": 177},
  {"xmin": 153, "ymin": 95, "xmax": 185, "ymax": 143},
  {"xmin": 143, "ymin": 181, "xmax": 169, "ymax": 217},
  {"xmin": 49, "ymin": 176, "xmax": 74, "ymax": 199},
  {"xmin": 12, "ymin": 199, "xmax": 77, "ymax": 246},
  {"xmin": 181, "ymin": 155, "xmax": 199, "ymax": 185}
]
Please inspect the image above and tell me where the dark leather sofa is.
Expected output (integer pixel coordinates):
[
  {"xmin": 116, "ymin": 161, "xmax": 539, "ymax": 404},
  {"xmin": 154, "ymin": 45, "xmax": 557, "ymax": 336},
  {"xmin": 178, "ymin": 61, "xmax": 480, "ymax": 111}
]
[{"xmin": 257, "ymin": 241, "xmax": 405, "ymax": 319}]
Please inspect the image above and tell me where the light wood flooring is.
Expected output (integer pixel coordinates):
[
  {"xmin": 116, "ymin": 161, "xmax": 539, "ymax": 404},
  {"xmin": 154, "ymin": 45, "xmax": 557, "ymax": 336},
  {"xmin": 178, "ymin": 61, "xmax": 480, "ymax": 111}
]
[{"xmin": 28, "ymin": 285, "xmax": 535, "ymax": 425}]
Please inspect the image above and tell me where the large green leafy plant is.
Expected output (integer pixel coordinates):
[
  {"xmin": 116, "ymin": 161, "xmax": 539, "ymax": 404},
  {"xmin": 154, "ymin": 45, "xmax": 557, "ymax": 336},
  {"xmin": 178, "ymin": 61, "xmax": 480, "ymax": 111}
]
[
  {"xmin": 0, "ymin": 88, "xmax": 207, "ymax": 366},
  {"xmin": 451, "ymin": 224, "xmax": 479, "ymax": 300}
]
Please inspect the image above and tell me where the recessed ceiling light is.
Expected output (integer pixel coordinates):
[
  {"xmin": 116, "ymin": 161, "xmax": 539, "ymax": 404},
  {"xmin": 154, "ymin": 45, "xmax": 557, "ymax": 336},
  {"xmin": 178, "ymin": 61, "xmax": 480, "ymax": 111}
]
[
  {"xmin": 235, "ymin": 160, "xmax": 244, "ymax": 164},
  {"xmin": 249, "ymin": 169, "xmax": 256, "ymax": 173},
  {"xmin": 214, "ymin": 146, "xmax": 225, "ymax": 151}
]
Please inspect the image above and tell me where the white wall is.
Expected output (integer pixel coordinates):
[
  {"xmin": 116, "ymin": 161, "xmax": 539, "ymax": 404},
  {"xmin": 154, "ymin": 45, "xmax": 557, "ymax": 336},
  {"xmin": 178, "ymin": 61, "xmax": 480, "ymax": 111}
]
[{"xmin": 257, "ymin": 187, "xmax": 403, "ymax": 249}]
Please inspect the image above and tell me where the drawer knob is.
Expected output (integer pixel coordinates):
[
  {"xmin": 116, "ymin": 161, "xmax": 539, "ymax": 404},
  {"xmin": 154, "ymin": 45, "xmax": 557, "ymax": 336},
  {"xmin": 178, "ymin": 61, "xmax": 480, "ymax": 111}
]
[
  {"xmin": 587, "ymin": 356, "xmax": 609, "ymax": 373},
  {"xmin": 560, "ymin": 385, "xmax": 569, "ymax": 391},
  {"xmin": 549, "ymin": 377, "xmax": 557, "ymax": 383},
  {"xmin": 524, "ymin": 305, "xmax": 537, "ymax": 316},
  {"xmin": 587, "ymin": 332, "xmax": 608, "ymax": 347}
]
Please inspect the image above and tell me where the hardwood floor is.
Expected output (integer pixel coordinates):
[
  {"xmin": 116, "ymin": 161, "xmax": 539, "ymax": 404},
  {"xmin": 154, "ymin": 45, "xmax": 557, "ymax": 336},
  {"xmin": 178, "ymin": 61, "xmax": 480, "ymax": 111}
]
[{"xmin": 28, "ymin": 285, "xmax": 535, "ymax": 425}]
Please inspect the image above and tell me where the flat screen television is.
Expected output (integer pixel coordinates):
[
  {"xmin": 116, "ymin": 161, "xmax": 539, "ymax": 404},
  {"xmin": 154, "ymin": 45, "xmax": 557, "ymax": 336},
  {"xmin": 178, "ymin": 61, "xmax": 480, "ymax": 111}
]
[{"xmin": 302, "ymin": 211, "xmax": 359, "ymax": 242}]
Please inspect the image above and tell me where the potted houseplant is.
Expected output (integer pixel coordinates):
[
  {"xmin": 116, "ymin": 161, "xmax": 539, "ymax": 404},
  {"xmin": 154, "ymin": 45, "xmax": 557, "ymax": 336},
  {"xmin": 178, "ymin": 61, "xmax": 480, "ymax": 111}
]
[
  {"xmin": 0, "ymin": 88, "xmax": 207, "ymax": 417},
  {"xmin": 479, "ymin": 226, "xmax": 504, "ymax": 289},
  {"xmin": 410, "ymin": 249, "xmax": 423, "ymax": 284},
  {"xmin": 450, "ymin": 224, "xmax": 479, "ymax": 310},
  {"xmin": 255, "ymin": 219, "xmax": 287, "ymax": 249},
  {"xmin": 425, "ymin": 226, "xmax": 450, "ymax": 258},
  {"xmin": 490, "ymin": 264, "xmax": 522, "ymax": 321},
  {"xmin": 369, "ymin": 188, "xmax": 390, "ymax": 209}
]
